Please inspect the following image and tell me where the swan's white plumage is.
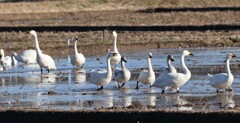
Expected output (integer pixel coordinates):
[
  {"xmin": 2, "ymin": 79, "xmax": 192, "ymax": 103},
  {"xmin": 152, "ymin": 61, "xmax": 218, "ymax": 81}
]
[
  {"xmin": 70, "ymin": 36, "xmax": 85, "ymax": 68},
  {"xmin": 110, "ymin": 31, "xmax": 121, "ymax": 66},
  {"xmin": 136, "ymin": 52, "xmax": 155, "ymax": 89},
  {"xmin": 113, "ymin": 56, "xmax": 131, "ymax": 88},
  {"xmin": 90, "ymin": 51, "xmax": 116, "ymax": 90},
  {"xmin": 0, "ymin": 49, "xmax": 17, "ymax": 66},
  {"xmin": 12, "ymin": 50, "xmax": 37, "ymax": 64},
  {"xmin": 209, "ymin": 53, "xmax": 236, "ymax": 92},
  {"xmin": 159, "ymin": 55, "xmax": 176, "ymax": 74},
  {"xmin": 154, "ymin": 50, "xmax": 193, "ymax": 93},
  {"xmin": 29, "ymin": 30, "xmax": 56, "ymax": 73}
]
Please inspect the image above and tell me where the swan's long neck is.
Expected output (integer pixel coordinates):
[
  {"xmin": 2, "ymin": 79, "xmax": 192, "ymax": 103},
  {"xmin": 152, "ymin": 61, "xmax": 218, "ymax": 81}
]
[
  {"xmin": 0, "ymin": 51, "xmax": 4, "ymax": 61},
  {"xmin": 11, "ymin": 55, "xmax": 16, "ymax": 65},
  {"xmin": 148, "ymin": 58, "xmax": 153, "ymax": 72},
  {"xmin": 226, "ymin": 59, "xmax": 232, "ymax": 76},
  {"xmin": 181, "ymin": 54, "xmax": 190, "ymax": 75},
  {"xmin": 34, "ymin": 34, "xmax": 42, "ymax": 54},
  {"xmin": 167, "ymin": 59, "xmax": 172, "ymax": 69},
  {"xmin": 74, "ymin": 41, "xmax": 78, "ymax": 55},
  {"xmin": 113, "ymin": 35, "xmax": 119, "ymax": 53},
  {"xmin": 121, "ymin": 60, "xmax": 126, "ymax": 70},
  {"xmin": 106, "ymin": 57, "xmax": 112, "ymax": 78}
]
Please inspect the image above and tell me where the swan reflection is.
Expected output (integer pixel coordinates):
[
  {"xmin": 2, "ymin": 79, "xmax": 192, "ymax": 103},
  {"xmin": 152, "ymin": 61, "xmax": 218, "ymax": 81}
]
[
  {"xmin": 160, "ymin": 94, "xmax": 192, "ymax": 111},
  {"xmin": 73, "ymin": 68, "xmax": 86, "ymax": 83},
  {"xmin": 217, "ymin": 92, "xmax": 235, "ymax": 109}
]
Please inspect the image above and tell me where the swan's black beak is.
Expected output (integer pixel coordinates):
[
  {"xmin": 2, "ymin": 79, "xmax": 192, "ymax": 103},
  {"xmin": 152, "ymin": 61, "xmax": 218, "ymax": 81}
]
[
  {"xmin": 123, "ymin": 59, "xmax": 127, "ymax": 63},
  {"xmin": 232, "ymin": 54, "xmax": 237, "ymax": 58},
  {"xmin": 171, "ymin": 58, "xmax": 175, "ymax": 63},
  {"xmin": 189, "ymin": 53, "xmax": 194, "ymax": 56}
]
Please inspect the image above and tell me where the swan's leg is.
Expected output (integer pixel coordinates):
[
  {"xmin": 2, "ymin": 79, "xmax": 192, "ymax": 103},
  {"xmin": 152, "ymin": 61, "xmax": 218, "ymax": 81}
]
[
  {"xmin": 117, "ymin": 83, "xmax": 121, "ymax": 88},
  {"xmin": 135, "ymin": 81, "xmax": 139, "ymax": 89},
  {"xmin": 150, "ymin": 85, "xmax": 152, "ymax": 88},
  {"xmin": 47, "ymin": 69, "xmax": 50, "ymax": 73},
  {"xmin": 80, "ymin": 64, "xmax": 85, "ymax": 69},
  {"xmin": 225, "ymin": 87, "xmax": 233, "ymax": 92},
  {"xmin": 216, "ymin": 89, "xmax": 219, "ymax": 93},
  {"xmin": 161, "ymin": 90, "xmax": 165, "ymax": 94},
  {"xmin": 177, "ymin": 88, "xmax": 180, "ymax": 93},
  {"xmin": 120, "ymin": 83, "xmax": 125, "ymax": 88},
  {"xmin": 41, "ymin": 68, "xmax": 43, "ymax": 74},
  {"xmin": 97, "ymin": 86, "xmax": 103, "ymax": 91}
]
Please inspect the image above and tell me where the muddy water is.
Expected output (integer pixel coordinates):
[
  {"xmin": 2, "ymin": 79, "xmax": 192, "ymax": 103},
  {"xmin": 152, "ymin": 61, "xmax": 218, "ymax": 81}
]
[{"xmin": 0, "ymin": 47, "xmax": 240, "ymax": 111}]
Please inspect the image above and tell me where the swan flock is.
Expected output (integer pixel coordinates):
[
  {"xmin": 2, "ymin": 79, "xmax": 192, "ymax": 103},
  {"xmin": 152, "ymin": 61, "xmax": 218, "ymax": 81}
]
[{"xmin": 0, "ymin": 30, "xmax": 237, "ymax": 93}]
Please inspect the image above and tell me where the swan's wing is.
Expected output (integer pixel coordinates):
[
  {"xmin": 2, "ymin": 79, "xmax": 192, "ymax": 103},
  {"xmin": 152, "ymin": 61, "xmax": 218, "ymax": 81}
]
[
  {"xmin": 137, "ymin": 69, "xmax": 151, "ymax": 82},
  {"xmin": 154, "ymin": 73, "xmax": 174, "ymax": 87},
  {"xmin": 159, "ymin": 66, "xmax": 169, "ymax": 73},
  {"xmin": 19, "ymin": 50, "xmax": 37, "ymax": 63},
  {"xmin": 90, "ymin": 70, "xmax": 107, "ymax": 84},
  {"xmin": 209, "ymin": 73, "xmax": 228, "ymax": 86},
  {"xmin": 41, "ymin": 54, "xmax": 56, "ymax": 69},
  {"xmin": 114, "ymin": 68, "xmax": 123, "ymax": 80}
]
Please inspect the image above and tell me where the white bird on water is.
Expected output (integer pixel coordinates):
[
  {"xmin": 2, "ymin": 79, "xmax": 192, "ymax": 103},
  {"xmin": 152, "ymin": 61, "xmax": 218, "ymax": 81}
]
[
  {"xmin": 136, "ymin": 52, "xmax": 155, "ymax": 89},
  {"xmin": 70, "ymin": 36, "xmax": 86, "ymax": 68},
  {"xmin": 29, "ymin": 30, "xmax": 56, "ymax": 73},
  {"xmin": 0, "ymin": 49, "xmax": 17, "ymax": 67},
  {"xmin": 154, "ymin": 50, "xmax": 193, "ymax": 93},
  {"xmin": 160, "ymin": 55, "xmax": 177, "ymax": 74},
  {"xmin": 110, "ymin": 31, "xmax": 121, "ymax": 67},
  {"xmin": 113, "ymin": 56, "xmax": 131, "ymax": 88},
  {"xmin": 11, "ymin": 50, "xmax": 37, "ymax": 64},
  {"xmin": 90, "ymin": 50, "xmax": 117, "ymax": 90},
  {"xmin": 208, "ymin": 53, "xmax": 236, "ymax": 92}
]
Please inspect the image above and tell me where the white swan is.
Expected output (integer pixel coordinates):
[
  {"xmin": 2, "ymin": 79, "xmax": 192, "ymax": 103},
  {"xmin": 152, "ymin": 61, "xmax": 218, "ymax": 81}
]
[
  {"xmin": 11, "ymin": 50, "xmax": 37, "ymax": 64},
  {"xmin": 70, "ymin": 36, "xmax": 86, "ymax": 68},
  {"xmin": 136, "ymin": 52, "xmax": 155, "ymax": 89},
  {"xmin": 208, "ymin": 53, "xmax": 236, "ymax": 92},
  {"xmin": 90, "ymin": 50, "xmax": 116, "ymax": 90},
  {"xmin": 160, "ymin": 55, "xmax": 177, "ymax": 73},
  {"xmin": 154, "ymin": 50, "xmax": 193, "ymax": 93},
  {"xmin": 29, "ymin": 30, "xmax": 56, "ymax": 73},
  {"xmin": 110, "ymin": 31, "xmax": 121, "ymax": 66},
  {"xmin": 0, "ymin": 49, "xmax": 17, "ymax": 66},
  {"xmin": 113, "ymin": 56, "xmax": 131, "ymax": 88}
]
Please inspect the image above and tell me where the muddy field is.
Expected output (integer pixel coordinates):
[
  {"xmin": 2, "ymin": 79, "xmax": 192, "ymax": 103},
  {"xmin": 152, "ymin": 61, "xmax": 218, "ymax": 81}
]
[{"xmin": 0, "ymin": 0, "xmax": 240, "ymax": 122}]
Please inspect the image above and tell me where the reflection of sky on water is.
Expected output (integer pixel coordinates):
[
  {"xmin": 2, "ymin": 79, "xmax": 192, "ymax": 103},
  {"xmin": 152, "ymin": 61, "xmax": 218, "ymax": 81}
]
[{"xmin": 0, "ymin": 47, "xmax": 239, "ymax": 110}]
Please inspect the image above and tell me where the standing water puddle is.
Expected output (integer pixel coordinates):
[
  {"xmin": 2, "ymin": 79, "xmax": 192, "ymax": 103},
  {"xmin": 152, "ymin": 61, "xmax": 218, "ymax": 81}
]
[{"xmin": 0, "ymin": 47, "xmax": 240, "ymax": 111}]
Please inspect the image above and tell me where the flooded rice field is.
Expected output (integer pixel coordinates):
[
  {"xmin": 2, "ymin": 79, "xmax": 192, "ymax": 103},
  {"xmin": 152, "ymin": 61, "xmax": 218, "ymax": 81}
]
[{"xmin": 1, "ymin": 47, "xmax": 240, "ymax": 111}]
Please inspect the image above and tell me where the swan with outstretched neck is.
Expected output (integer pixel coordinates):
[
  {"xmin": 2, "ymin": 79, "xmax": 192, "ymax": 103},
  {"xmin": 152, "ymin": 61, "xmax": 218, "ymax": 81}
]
[
  {"xmin": 136, "ymin": 52, "xmax": 155, "ymax": 89},
  {"xmin": 70, "ymin": 36, "xmax": 85, "ymax": 68},
  {"xmin": 110, "ymin": 31, "xmax": 121, "ymax": 66},
  {"xmin": 113, "ymin": 56, "xmax": 131, "ymax": 88},
  {"xmin": 160, "ymin": 55, "xmax": 176, "ymax": 73},
  {"xmin": 90, "ymin": 50, "xmax": 117, "ymax": 90},
  {"xmin": 154, "ymin": 50, "xmax": 193, "ymax": 93},
  {"xmin": 29, "ymin": 30, "xmax": 56, "ymax": 73},
  {"xmin": 208, "ymin": 53, "xmax": 236, "ymax": 92}
]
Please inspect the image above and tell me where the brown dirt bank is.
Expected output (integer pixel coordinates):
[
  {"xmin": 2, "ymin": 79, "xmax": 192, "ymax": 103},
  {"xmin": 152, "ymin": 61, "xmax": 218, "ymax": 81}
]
[
  {"xmin": 0, "ymin": 108, "xmax": 239, "ymax": 123},
  {"xmin": 1, "ymin": 30, "xmax": 239, "ymax": 56}
]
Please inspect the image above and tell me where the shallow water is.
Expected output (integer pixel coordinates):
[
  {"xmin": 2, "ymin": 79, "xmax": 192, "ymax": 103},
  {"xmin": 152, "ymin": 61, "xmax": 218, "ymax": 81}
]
[{"xmin": 0, "ymin": 47, "xmax": 240, "ymax": 111}]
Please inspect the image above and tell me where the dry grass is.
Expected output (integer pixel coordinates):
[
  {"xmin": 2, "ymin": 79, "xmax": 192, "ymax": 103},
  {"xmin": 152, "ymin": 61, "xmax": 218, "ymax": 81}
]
[
  {"xmin": 0, "ymin": 0, "xmax": 239, "ymax": 14},
  {"xmin": 1, "ymin": 30, "xmax": 240, "ymax": 56}
]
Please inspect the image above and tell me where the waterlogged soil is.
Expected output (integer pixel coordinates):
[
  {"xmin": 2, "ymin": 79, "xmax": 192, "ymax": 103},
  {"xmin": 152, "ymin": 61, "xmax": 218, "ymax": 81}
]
[{"xmin": 0, "ymin": 47, "xmax": 240, "ymax": 111}]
